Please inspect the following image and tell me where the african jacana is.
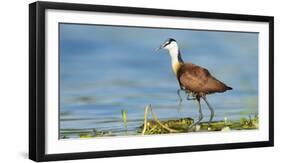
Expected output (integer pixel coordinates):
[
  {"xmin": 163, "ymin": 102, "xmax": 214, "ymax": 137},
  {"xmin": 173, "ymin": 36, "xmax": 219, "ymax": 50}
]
[{"xmin": 157, "ymin": 38, "xmax": 232, "ymax": 127}]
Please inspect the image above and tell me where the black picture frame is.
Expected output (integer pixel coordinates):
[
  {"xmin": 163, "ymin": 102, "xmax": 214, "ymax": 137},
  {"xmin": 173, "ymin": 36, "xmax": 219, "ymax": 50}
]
[{"xmin": 29, "ymin": 1, "xmax": 274, "ymax": 162}]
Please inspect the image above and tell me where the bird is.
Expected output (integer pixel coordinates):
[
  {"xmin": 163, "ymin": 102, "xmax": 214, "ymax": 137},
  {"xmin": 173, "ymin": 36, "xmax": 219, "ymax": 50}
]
[{"xmin": 156, "ymin": 38, "xmax": 232, "ymax": 127}]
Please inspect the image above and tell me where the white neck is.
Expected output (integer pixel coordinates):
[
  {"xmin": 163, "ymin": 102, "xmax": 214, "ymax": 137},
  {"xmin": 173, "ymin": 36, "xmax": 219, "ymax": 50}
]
[
  {"xmin": 165, "ymin": 42, "xmax": 183, "ymax": 74},
  {"xmin": 168, "ymin": 46, "xmax": 180, "ymax": 66}
]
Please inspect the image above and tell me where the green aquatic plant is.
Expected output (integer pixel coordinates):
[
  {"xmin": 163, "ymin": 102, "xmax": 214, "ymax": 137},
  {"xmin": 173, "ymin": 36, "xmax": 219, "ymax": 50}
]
[
  {"xmin": 79, "ymin": 133, "xmax": 94, "ymax": 138},
  {"xmin": 141, "ymin": 105, "xmax": 150, "ymax": 135},
  {"xmin": 121, "ymin": 110, "xmax": 128, "ymax": 133}
]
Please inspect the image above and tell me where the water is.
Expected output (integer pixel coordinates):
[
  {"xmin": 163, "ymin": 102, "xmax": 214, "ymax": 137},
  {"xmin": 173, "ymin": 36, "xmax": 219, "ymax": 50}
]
[{"xmin": 59, "ymin": 24, "xmax": 258, "ymax": 138}]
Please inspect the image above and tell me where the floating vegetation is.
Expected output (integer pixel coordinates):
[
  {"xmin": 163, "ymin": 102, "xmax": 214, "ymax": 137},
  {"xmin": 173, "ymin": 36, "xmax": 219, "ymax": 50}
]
[
  {"xmin": 79, "ymin": 132, "xmax": 95, "ymax": 138},
  {"xmin": 138, "ymin": 116, "xmax": 259, "ymax": 134},
  {"xmin": 240, "ymin": 114, "xmax": 259, "ymax": 129},
  {"xmin": 84, "ymin": 129, "xmax": 113, "ymax": 137},
  {"xmin": 60, "ymin": 105, "xmax": 259, "ymax": 139},
  {"xmin": 138, "ymin": 105, "xmax": 259, "ymax": 135},
  {"xmin": 138, "ymin": 117, "xmax": 194, "ymax": 134},
  {"xmin": 60, "ymin": 129, "xmax": 114, "ymax": 139}
]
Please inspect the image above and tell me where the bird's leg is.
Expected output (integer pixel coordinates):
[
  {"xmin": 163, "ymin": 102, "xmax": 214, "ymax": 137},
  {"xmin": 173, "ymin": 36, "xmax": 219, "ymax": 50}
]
[
  {"xmin": 189, "ymin": 97, "xmax": 203, "ymax": 130},
  {"xmin": 202, "ymin": 96, "xmax": 214, "ymax": 126},
  {"xmin": 177, "ymin": 89, "xmax": 186, "ymax": 112},
  {"xmin": 176, "ymin": 93, "xmax": 183, "ymax": 112},
  {"xmin": 177, "ymin": 89, "xmax": 183, "ymax": 103}
]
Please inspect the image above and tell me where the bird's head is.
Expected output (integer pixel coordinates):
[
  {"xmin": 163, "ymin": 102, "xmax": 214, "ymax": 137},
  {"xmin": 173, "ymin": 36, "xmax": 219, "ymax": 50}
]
[{"xmin": 156, "ymin": 38, "xmax": 178, "ymax": 51}]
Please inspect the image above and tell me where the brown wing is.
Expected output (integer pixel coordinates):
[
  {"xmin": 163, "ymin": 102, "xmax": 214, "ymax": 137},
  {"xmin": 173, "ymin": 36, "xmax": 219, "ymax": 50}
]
[{"xmin": 177, "ymin": 63, "xmax": 231, "ymax": 94}]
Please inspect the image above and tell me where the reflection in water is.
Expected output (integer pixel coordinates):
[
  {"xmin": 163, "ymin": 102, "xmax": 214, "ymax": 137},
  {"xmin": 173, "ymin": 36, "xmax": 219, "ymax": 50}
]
[{"xmin": 60, "ymin": 24, "xmax": 258, "ymax": 138}]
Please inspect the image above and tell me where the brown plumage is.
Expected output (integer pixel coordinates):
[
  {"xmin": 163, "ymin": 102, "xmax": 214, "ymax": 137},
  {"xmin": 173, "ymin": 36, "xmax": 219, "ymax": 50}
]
[{"xmin": 177, "ymin": 62, "xmax": 232, "ymax": 96}]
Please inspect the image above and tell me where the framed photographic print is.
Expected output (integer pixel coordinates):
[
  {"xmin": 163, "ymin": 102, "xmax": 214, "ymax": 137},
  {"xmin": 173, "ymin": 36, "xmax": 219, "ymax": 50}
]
[{"xmin": 29, "ymin": 1, "xmax": 274, "ymax": 162}]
